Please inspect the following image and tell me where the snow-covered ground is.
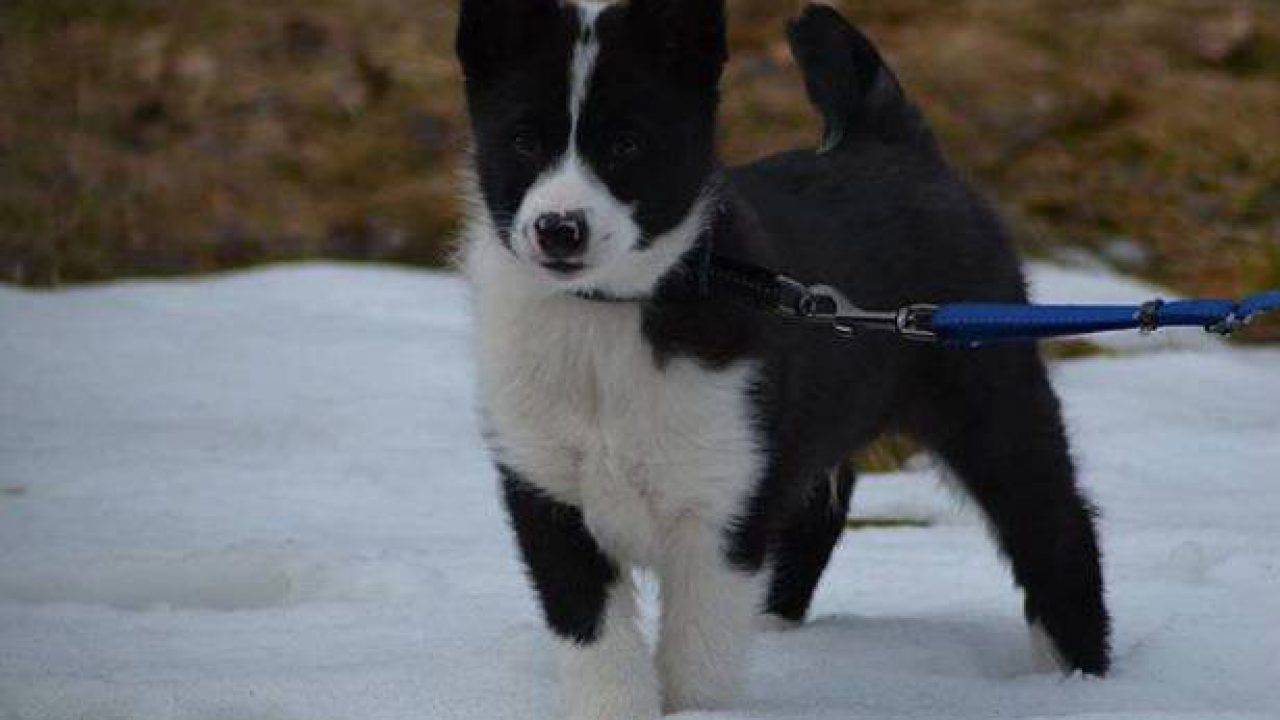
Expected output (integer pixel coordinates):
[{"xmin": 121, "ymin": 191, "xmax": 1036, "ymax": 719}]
[{"xmin": 1, "ymin": 263, "xmax": 1277, "ymax": 720}]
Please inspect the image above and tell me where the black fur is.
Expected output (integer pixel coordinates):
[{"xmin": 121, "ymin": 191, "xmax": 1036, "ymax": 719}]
[
  {"xmin": 461, "ymin": 1, "xmax": 1111, "ymax": 677},
  {"xmin": 765, "ymin": 461, "xmax": 858, "ymax": 624},
  {"xmin": 500, "ymin": 465, "xmax": 620, "ymax": 644},
  {"xmin": 458, "ymin": 0, "xmax": 577, "ymax": 245},
  {"xmin": 785, "ymin": 5, "xmax": 926, "ymax": 149}
]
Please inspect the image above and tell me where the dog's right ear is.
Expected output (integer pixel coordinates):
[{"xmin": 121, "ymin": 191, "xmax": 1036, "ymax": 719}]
[{"xmin": 456, "ymin": 0, "xmax": 564, "ymax": 82}]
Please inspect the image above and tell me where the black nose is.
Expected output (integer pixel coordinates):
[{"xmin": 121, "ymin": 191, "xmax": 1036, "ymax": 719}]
[{"xmin": 533, "ymin": 212, "xmax": 589, "ymax": 259}]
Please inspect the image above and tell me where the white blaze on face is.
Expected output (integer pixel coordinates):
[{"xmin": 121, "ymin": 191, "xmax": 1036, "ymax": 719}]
[
  {"xmin": 511, "ymin": 4, "xmax": 637, "ymax": 289},
  {"xmin": 567, "ymin": 3, "xmax": 602, "ymax": 126},
  {"xmin": 510, "ymin": 1, "xmax": 709, "ymax": 297}
]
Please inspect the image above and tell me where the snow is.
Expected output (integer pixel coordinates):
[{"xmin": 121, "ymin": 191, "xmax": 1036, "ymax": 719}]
[{"xmin": 1, "ymin": 262, "xmax": 1277, "ymax": 720}]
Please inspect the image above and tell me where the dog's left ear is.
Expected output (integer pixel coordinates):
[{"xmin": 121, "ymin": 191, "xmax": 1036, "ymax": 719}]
[{"xmin": 627, "ymin": 0, "xmax": 727, "ymax": 87}]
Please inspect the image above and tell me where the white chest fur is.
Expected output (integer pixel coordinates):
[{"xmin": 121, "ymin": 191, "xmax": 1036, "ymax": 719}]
[{"xmin": 467, "ymin": 240, "xmax": 763, "ymax": 565}]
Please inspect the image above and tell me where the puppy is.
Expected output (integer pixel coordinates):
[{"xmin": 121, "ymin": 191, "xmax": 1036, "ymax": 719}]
[{"xmin": 456, "ymin": 2, "xmax": 1110, "ymax": 717}]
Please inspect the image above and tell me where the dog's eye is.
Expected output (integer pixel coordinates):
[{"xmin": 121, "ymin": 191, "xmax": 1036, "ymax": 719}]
[
  {"xmin": 512, "ymin": 128, "xmax": 541, "ymax": 159},
  {"xmin": 609, "ymin": 132, "xmax": 643, "ymax": 162}
]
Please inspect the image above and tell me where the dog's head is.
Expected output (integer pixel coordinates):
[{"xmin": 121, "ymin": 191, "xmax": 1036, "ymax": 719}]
[{"xmin": 457, "ymin": 0, "xmax": 726, "ymax": 295}]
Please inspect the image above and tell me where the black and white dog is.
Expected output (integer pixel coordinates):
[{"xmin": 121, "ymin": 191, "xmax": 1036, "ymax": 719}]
[{"xmin": 457, "ymin": 1, "xmax": 1110, "ymax": 716}]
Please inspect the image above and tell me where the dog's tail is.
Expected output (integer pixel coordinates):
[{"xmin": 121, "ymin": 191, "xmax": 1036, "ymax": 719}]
[{"xmin": 786, "ymin": 4, "xmax": 932, "ymax": 153}]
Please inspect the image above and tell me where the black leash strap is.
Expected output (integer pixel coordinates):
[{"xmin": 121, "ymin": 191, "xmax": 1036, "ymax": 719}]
[
  {"xmin": 573, "ymin": 249, "xmax": 939, "ymax": 340},
  {"xmin": 701, "ymin": 254, "xmax": 814, "ymax": 317},
  {"xmin": 698, "ymin": 253, "xmax": 939, "ymax": 341}
]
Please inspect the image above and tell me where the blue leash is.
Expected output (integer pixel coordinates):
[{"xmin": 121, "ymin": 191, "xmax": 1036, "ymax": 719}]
[
  {"xmin": 577, "ymin": 251, "xmax": 1280, "ymax": 346},
  {"xmin": 927, "ymin": 293, "xmax": 1280, "ymax": 346},
  {"xmin": 784, "ymin": 280, "xmax": 1280, "ymax": 346}
]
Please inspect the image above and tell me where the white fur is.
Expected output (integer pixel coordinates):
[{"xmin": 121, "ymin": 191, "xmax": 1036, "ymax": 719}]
[
  {"xmin": 568, "ymin": 4, "xmax": 604, "ymax": 127},
  {"xmin": 465, "ymin": 231, "xmax": 765, "ymax": 718},
  {"xmin": 557, "ymin": 579, "xmax": 661, "ymax": 720},
  {"xmin": 467, "ymin": 233, "xmax": 764, "ymax": 560},
  {"xmin": 512, "ymin": 154, "xmax": 643, "ymax": 288},
  {"xmin": 657, "ymin": 519, "xmax": 764, "ymax": 713}
]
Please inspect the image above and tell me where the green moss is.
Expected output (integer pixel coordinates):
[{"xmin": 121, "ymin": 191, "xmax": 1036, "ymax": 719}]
[{"xmin": 845, "ymin": 517, "xmax": 933, "ymax": 531}]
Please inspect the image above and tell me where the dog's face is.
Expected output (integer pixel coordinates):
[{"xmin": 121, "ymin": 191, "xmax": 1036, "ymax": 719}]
[{"xmin": 458, "ymin": 0, "xmax": 726, "ymax": 294}]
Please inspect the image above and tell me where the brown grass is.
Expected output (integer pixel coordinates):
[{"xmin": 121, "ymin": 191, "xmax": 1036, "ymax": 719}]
[
  {"xmin": 1, "ymin": 0, "xmax": 464, "ymax": 283},
  {"xmin": 2, "ymin": 0, "xmax": 1277, "ymax": 340}
]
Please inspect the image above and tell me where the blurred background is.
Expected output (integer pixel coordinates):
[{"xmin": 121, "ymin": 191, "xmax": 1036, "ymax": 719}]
[{"xmin": 1, "ymin": 0, "xmax": 1277, "ymax": 337}]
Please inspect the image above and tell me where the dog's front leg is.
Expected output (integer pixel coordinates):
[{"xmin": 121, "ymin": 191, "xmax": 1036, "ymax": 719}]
[
  {"xmin": 500, "ymin": 468, "xmax": 659, "ymax": 720},
  {"xmin": 656, "ymin": 515, "xmax": 761, "ymax": 713}
]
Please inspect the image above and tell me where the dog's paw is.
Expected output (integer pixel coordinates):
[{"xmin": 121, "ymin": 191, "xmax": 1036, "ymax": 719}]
[
  {"xmin": 1029, "ymin": 621, "xmax": 1073, "ymax": 675},
  {"xmin": 566, "ymin": 680, "xmax": 661, "ymax": 720},
  {"xmin": 1026, "ymin": 613, "xmax": 1111, "ymax": 677},
  {"xmin": 559, "ymin": 640, "xmax": 661, "ymax": 720},
  {"xmin": 567, "ymin": 696, "xmax": 660, "ymax": 720},
  {"xmin": 1029, "ymin": 621, "xmax": 1065, "ymax": 674},
  {"xmin": 658, "ymin": 637, "xmax": 747, "ymax": 715},
  {"xmin": 662, "ymin": 687, "xmax": 734, "ymax": 716}
]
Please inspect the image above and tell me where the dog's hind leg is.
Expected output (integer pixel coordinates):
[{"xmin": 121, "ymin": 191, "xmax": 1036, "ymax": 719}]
[
  {"xmin": 762, "ymin": 461, "xmax": 857, "ymax": 627},
  {"xmin": 912, "ymin": 347, "xmax": 1111, "ymax": 676}
]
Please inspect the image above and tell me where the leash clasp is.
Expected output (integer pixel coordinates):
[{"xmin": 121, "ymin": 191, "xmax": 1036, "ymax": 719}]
[
  {"xmin": 1207, "ymin": 315, "xmax": 1243, "ymax": 336},
  {"xmin": 796, "ymin": 283, "xmax": 938, "ymax": 342},
  {"xmin": 895, "ymin": 304, "xmax": 939, "ymax": 342}
]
